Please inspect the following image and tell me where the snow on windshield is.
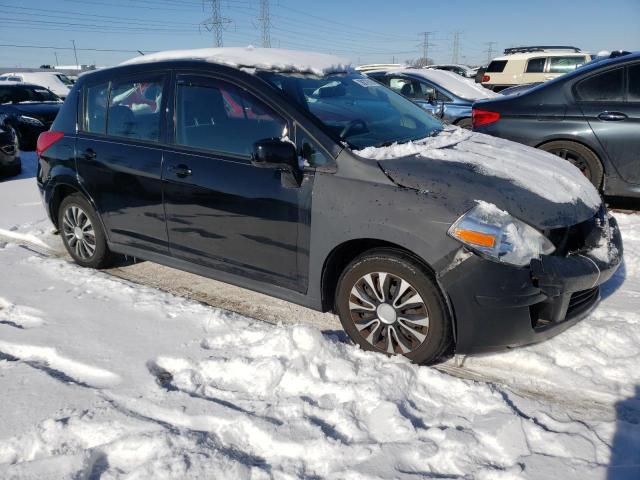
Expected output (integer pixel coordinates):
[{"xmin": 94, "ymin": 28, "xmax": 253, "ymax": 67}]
[
  {"xmin": 121, "ymin": 46, "xmax": 352, "ymax": 76},
  {"xmin": 356, "ymin": 127, "xmax": 602, "ymax": 208},
  {"xmin": 392, "ymin": 69, "xmax": 498, "ymax": 100}
]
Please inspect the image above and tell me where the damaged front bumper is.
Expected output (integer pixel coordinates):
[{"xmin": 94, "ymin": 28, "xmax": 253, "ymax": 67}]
[{"xmin": 439, "ymin": 214, "xmax": 623, "ymax": 354}]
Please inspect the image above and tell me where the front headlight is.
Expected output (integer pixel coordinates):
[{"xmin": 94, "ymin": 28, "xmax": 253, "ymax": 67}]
[
  {"xmin": 18, "ymin": 115, "xmax": 44, "ymax": 127},
  {"xmin": 448, "ymin": 201, "xmax": 555, "ymax": 267}
]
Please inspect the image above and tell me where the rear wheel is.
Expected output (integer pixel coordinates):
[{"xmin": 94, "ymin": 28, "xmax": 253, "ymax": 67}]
[
  {"xmin": 539, "ymin": 141, "xmax": 604, "ymax": 189},
  {"xmin": 335, "ymin": 249, "xmax": 451, "ymax": 365},
  {"xmin": 58, "ymin": 194, "xmax": 115, "ymax": 269}
]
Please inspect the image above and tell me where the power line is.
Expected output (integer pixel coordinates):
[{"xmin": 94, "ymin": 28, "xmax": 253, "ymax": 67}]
[
  {"xmin": 452, "ymin": 31, "xmax": 461, "ymax": 64},
  {"xmin": 485, "ymin": 41, "xmax": 497, "ymax": 64},
  {"xmin": 418, "ymin": 32, "xmax": 434, "ymax": 66},
  {"xmin": 201, "ymin": 0, "xmax": 231, "ymax": 47},
  {"xmin": 257, "ymin": 0, "xmax": 272, "ymax": 48}
]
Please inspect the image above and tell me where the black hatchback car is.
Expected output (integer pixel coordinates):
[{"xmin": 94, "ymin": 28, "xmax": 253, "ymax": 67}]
[
  {"xmin": 37, "ymin": 48, "xmax": 622, "ymax": 364},
  {"xmin": 473, "ymin": 52, "xmax": 640, "ymax": 199},
  {"xmin": 0, "ymin": 83, "xmax": 62, "ymax": 150}
]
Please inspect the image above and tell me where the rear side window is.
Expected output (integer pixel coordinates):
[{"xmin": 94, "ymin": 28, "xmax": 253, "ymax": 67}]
[
  {"xmin": 174, "ymin": 76, "xmax": 287, "ymax": 157},
  {"xmin": 548, "ymin": 56, "xmax": 586, "ymax": 73},
  {"xmin": 628, "ymin": 64, "xmax": 640, "ymax": 101},
  {"xmin": 487, "ymin": 60, "xmax": 507, "ymax": 73},
  {"xmin": 526, "ymin": 58, "xmax": 546, "ymax": 73},
  {"xmin": 107, "ymin": 78, "xmax": 164, "ymax": 142},
  {"xmin": 85, "ymin": 83, "xmax": 109, "ymax": 134},
  {"xmin": 575, "ymin": 68, "xmax": 624, "ymax": 102}
]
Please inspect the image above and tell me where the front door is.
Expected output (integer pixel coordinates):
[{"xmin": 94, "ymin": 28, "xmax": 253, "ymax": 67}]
[
  {"xmin": 577, "ymin": 64, "xmax": 640, "ymax": 185},
  {"xmin": 76, "ymin": 75, "xmax": 168, "ymax": 254},
  {"xmin": 162, "ymin": 74, "xmax": 312, "ymax": 291}
]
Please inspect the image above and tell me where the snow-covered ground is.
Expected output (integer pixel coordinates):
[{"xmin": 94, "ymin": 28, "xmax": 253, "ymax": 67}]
[{"xmin": 0, "ymin": 153, "xmax": 639, "ymax": 479}]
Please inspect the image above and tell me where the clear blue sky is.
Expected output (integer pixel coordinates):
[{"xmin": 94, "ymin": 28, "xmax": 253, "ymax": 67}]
[{"xmin": 1, "ymin": 0, "xmax": 639, "ymax": 67}]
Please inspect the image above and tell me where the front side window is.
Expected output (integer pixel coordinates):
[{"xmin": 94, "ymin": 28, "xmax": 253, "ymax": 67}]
[
  {"xmin": 548, "ymin": 56, "xmax": 587, "ymax": 73},
  {"xmin": 575, "ymin": 68, "xmax": 624, "ymax": 102},
  {"xmin": 259, "ymin": 72, "xmax": 442, "ymax": 150},
  {"xmin": 107, "ymin": 78, "xmax": 164, "ymax": 142},
  {"xmin": 174, "ymin": 76, "xmax": 287, "ymax": 157},
  {"xmin": 526, "ymin": 58, "xmax": 546, "ymax": 73}
]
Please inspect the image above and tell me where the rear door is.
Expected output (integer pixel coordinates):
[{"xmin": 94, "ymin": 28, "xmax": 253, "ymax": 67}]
[
  {"xmin": 162, "ymin": 73, "xmax": 312, "ymax": 292},
  {"xmin": 576, "ymin": 63, "xmax": 640, "ymax": 184},
  {"xmin": 76, "ymin": 73, "xmax": 169, "ymax": 254}
]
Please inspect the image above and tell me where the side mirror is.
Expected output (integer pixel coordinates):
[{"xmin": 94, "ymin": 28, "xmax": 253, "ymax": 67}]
[{"xmin": 251, "ymin": 138, "xmax": 299, "ymax": 171}]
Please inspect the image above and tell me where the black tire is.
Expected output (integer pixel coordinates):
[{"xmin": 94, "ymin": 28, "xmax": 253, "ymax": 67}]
[
  {"xmin": 455, "ymin": 117, "xmax": 473, "ymax": 130},
  {"xmin": 539, "ymin": 140, "xmax": 604, "ymax": 190},
  {"xmin": 58, "ymin": 193, "xmax": 115, "ymax": 269},
  {"xmin": 335, "ymin": 248, "xmax": 452, "ymax": 365}
]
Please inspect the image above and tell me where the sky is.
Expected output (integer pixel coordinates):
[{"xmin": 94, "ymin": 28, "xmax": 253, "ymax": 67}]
[{"xmin": 0, "ymin": 0, "xmax": 639, "ymax": 68}]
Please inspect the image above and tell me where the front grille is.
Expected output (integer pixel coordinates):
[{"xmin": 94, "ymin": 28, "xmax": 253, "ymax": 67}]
[
  {"xmin": 567, "ymin": 286, "xmax": 599, "ymax": 317},
  {"xmin": 545, "ymin": 206, "xmax": 607, "ymax": 256}
]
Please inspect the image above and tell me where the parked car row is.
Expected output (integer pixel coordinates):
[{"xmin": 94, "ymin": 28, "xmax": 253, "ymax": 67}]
[
  {"xmin": 34, "ymin": 47, "xmax": 623, "ymax": 365},
  {"xmin": 0, "ymin": 71, "xmax": 72, "ymax": 99}
]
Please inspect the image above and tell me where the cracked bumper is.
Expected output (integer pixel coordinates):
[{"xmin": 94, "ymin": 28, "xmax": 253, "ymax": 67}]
[{"xmin": 440, "ymin": 215, "xmax": 623, "ymax": 354}]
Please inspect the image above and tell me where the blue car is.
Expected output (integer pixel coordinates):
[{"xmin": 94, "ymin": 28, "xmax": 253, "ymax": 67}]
[{"xmin": 366, "ymin": 68, "xmax": 498, "ymax": 129}]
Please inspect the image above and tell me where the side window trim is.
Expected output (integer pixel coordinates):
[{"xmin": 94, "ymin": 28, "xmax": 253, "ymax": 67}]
[{"xmin": 171, "ymin": 72, "xmax": 292, "ymax": 161}]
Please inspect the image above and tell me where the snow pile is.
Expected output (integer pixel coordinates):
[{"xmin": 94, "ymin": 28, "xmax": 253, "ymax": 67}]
[
  {"xmin": 121, "ymin": 46, "xmax": 352, "ymax": 76},
  {"xmin": 357, "ymin": 127, "xmax": 602, "ymax": 208},
  {"xmin": 396, "ymin": 68, "xmax": 498, "ymax": 100}
]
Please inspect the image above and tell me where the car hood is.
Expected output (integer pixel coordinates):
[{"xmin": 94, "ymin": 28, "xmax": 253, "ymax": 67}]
[
  {"xmin": 7, "ymin": 103, "xmax": 62, "ymax": 123},
  {"xmin": 356, "ymin": 128, "xmax": 602, "ymax": 229}
]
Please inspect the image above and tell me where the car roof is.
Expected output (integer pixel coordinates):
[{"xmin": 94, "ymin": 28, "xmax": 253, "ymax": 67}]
[
  {"xmin": 369, "ymin": 68, "xmax": 498, "ymax": 100},
  {"xmin": 119, "ymin": 46, "xmax": 352, "ymax": 76}
]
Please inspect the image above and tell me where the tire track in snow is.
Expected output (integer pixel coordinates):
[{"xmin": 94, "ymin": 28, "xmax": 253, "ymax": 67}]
[{"xmin": 0, "ymin": 341, "xmax": 121, "ymax": 389}]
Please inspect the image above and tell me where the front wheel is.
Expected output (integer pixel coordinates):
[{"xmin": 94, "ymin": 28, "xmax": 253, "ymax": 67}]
[
  {"xmin": 335, "ymin": 249, "xmax": 452, "ymax": 364},
  {"xmin": 58, "ymin": 194, "xmax": 116, "ymax": 269}
]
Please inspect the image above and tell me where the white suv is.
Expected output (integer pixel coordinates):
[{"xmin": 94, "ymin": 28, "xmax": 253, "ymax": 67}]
[{"xmin": 481, "ymin": 46, "xmax": 591, "ymax": 92}]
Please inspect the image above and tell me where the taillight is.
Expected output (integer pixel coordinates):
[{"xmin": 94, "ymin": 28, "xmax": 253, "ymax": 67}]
[
  {"xmin": 482, "ymin": 74, "xmax": 490, "ymax": 83},
  {"xmin": 36, "ymin": 131, "xmax": 64, "ymax": 157},
  {"xmin": 472, "ymin": 109, "xmax": 501, "ymax": 128}
]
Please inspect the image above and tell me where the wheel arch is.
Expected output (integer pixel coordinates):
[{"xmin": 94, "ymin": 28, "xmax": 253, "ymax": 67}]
[
  {"xmin": 535, "ymin": 137, "xmax": 607, "ymax": 175},
  {"xmin": 49, "ymin": 181, "xmax": 103, "ymax": 233}
]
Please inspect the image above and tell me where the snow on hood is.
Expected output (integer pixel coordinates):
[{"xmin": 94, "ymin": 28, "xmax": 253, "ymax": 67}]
[
  {"xmin": 121, "ymin": 47, "xmax": 352, "ymax": 76},
  {"xmin": 385, "ymin": 69, "xmax": 498, "ymax": 100},
  {"xmin": 356, "ymin": 127, "xmax": 602, "ymax": 209}
]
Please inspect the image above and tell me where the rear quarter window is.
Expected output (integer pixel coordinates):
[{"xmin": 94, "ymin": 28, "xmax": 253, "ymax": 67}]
[
  {"xmin": 526, "ymin": 58, "xmax": 546, "ymax": 73},
  {"xmin": 487, "ymin": 60, "xmax": 507, "ymax": 73}
]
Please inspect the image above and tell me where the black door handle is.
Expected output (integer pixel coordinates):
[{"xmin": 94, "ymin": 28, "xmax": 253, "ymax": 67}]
[
  {"xmin": 84, "ymin": 148, "xmax": 97, "ymax": 160},
  {"xmin": 598, "ymin": 111, "xmax": 628, "ymax": 121},
  {"xmin": 169, "ymin": 164, "xmax": 192, "ymax": 178}
]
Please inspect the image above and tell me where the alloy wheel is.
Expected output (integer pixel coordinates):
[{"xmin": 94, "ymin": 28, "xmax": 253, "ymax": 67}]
[
  {"xmin": 348, "ymin": 272, "xmax": 430, "ymax": 354},
  {"xmin": 62, "ymin": 205, "xmax": 97, "ymax": 260},
  {"xmin": 549, "ymin": 148, "xmax": 592, "ymax": 182}
]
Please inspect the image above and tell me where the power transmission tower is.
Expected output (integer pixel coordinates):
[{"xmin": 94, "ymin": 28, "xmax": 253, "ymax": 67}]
[
  {"xmin": 257, "ymin": 0, "xmax": 272, "ymax": 48},
  {"xmin": 201, "ymin": 0, "xmax": 231, "ymax": 47},
  {"xmin": 452, "ymin": 31, "xmax": 461, "ymax": 64},
  {"xmin": 485, "ymin": 41, "xmax": 497, "ymax": 64},
  {"xmin": 418, "ymin": 32, "xmax": 434, "ymax": 67}
]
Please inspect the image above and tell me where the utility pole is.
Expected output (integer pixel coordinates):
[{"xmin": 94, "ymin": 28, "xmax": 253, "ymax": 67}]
[
  {"xmin": 452, "ymin": 31, "xmax": 460, "ymax": 64},
  {"xmin": 485, "ymin": 41, "xmax": 497, "ymax": 64},
  {"xmin": 201, "ymin": 0, "xmax": 230, "ymax": 47},
  {"xmin": 71, "ymin": 40, "xmax": 78, "ymax": 67},
  {"xmin": 418, "ymin": 32, "xmax": 434, "ymax": 67},
  {"xmin": 257, "ymin": 0, "xmax": 272, "ymax": 48},
  {"xmin": 54, "ymin": 51, "xmax": 59, "ymax": 67}
]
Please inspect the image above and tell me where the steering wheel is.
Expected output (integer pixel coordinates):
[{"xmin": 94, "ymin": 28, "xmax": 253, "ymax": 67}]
[{"xmin": 340, "ymin": 119, "xmax": 367, "ymax": 139}]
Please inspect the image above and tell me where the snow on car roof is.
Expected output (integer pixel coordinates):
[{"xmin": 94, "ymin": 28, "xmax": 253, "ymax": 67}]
[
  {"xmin": 385, "ymin": 68, "xmax": 498, "ymax": 100},
  {"xmin": 121, "ymin": 46, "xmax": 352, "ymax": 76}
]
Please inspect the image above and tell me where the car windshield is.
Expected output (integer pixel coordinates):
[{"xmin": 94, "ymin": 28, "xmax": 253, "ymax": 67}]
[
  {"xmin": 0, "ymin": 85, "xmax": 61, "ymax": 104},
  {"xmin": 257, "ymin": 72, "xmax": 443, "ymax": 149}
]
